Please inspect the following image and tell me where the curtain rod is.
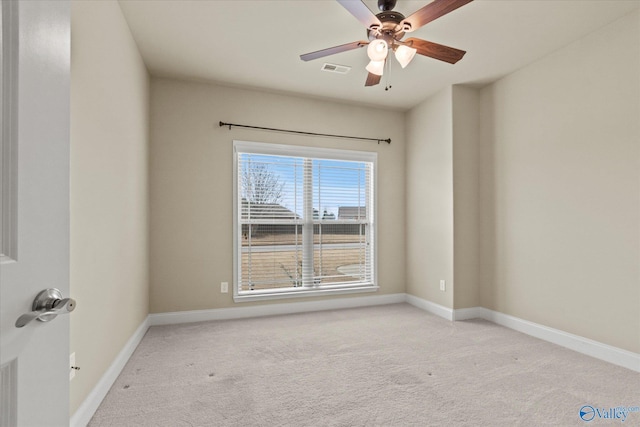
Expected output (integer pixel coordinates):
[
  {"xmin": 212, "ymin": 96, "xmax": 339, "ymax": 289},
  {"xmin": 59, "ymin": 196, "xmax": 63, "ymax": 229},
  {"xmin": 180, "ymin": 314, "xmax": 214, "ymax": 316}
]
[{"xmin": 219, "ymin": 121, "xmax": 391, "ymax": 144}]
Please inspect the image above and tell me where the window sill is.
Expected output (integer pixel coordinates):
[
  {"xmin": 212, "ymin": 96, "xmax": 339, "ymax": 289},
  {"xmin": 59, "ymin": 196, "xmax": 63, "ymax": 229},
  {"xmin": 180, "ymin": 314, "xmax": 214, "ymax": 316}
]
[{"xmin": 233, "ymin": 284, "xmax": 379, "ymax": 303}]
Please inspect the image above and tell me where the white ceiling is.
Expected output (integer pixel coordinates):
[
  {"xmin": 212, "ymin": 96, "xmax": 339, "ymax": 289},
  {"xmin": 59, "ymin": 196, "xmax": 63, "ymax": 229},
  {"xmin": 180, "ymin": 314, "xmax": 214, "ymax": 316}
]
[{"xmin": 118, "ymin": 0, "xmax": 640, "ymax": 111}]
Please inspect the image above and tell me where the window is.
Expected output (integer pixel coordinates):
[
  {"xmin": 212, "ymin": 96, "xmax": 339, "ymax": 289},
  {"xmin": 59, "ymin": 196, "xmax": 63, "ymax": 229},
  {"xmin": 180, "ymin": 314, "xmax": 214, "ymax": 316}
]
[{"xmin": 233, "ymin": 141, "xmax": 377, "ymax": 301}]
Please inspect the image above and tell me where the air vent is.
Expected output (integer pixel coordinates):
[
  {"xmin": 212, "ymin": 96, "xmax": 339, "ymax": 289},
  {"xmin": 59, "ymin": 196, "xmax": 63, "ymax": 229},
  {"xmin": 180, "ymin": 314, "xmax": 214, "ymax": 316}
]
[{"xmin": 321, "ymin": 63, "xmax": 351, "ymax": 74}]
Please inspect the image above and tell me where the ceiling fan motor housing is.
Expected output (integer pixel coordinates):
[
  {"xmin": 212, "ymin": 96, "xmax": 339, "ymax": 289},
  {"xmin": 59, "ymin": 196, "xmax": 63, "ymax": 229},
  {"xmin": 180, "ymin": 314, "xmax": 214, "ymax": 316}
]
[{"xmin": 368, "ymin": 10, "xmax": 408, "ymax": 47}]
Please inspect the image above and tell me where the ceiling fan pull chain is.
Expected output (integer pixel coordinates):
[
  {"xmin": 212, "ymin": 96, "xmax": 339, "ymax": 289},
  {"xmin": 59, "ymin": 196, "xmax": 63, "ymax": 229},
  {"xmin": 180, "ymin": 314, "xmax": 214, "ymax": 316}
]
[{"xmin": 385, "ymin": 60, "xmax": 392, "ymax": 91}]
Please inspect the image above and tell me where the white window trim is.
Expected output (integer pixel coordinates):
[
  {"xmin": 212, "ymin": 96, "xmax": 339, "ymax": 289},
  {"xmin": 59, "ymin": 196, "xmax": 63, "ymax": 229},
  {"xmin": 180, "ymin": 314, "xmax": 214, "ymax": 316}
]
[{"xmin": 232, "ymin": 140, "xmax": 378, "ymax": 303}]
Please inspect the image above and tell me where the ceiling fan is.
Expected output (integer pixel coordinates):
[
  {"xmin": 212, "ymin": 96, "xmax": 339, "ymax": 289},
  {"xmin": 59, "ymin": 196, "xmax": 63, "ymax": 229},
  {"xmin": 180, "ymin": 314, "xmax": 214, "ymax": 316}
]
[{"xmin": 300, "ymin": 0, "xmax": 473, "ymax": 87}]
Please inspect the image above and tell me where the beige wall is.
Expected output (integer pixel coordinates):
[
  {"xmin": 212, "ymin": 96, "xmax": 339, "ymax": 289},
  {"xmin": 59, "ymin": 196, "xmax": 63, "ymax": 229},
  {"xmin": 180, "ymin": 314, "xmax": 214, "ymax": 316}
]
[
  {"xmin": 405, "ymin": 87, "xmax": 454, "ymax": 308},
  {"xmin": 405, "ymin": 85, "xmax": 481, "ymax": 310},
  {"xmin": 149, "ymin": 79, "xmax": 406, "ymax": 313},
  {"xmin": 70, "ymin": 0, "xmax": 150, "ymax": 414},
  {"xmin": 479, "ymin": 9, "xmax": 640, "ymax": 353},
  {"xmin": 452, "ymin": 86, "xmax": 480, "ymax": 309}
]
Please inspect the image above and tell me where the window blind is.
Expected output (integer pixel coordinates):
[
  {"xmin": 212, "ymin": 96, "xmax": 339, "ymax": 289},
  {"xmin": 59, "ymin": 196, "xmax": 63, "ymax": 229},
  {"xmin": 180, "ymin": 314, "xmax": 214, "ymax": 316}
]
[{"xmin": 235, "ymin": 143, "xmax": 375, "ymax": 297}]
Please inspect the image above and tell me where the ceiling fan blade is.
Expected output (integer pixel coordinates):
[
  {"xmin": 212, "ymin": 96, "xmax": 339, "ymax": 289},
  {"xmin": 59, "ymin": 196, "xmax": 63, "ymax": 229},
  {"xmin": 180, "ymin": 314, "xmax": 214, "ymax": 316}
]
[
  {"xmin": 300, "ymin": 41, "xmax": 368, "ymax": 62},
  {"xmin": 405, "ymin": 37, "xmax": 466, "ymax": 64},
  {"xmin": 336, "ymin": 0, "xmax": 381, "ymax": 29},
  {"xmin": 365, "ymin": 72, "xmax": 382, "ymax": 87},
  {"xmin": 402, "ymin": 0, "xmax": 473, "ymax": 32}
]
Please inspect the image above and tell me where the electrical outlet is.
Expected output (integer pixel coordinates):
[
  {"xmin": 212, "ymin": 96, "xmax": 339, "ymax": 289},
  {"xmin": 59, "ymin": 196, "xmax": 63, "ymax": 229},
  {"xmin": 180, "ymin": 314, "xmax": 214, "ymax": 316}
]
[
  {"xmin": 221, "ymin": 282, "xmax": 228, "ymax": 293},
  {"xmin": 439, "ymin": 280, "xmax": 446, "ymax": 292},
  {"xmin": 69, "ymin": 353, "xmax": 76, "ymax": 381}
]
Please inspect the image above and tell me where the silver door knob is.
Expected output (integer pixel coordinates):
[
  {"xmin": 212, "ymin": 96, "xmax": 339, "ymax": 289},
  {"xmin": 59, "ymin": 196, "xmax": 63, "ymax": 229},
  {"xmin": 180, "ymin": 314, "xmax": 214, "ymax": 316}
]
[{"xmin": 15, "ymin": 288, "xmax": 76, "ymax": 328}]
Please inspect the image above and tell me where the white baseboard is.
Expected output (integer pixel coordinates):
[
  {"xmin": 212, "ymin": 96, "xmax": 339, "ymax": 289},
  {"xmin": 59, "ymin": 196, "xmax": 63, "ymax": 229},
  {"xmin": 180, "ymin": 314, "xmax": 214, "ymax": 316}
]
[
  {"xmin": 149, "ymin": 293, "xmax": 406, "ymax": 326},
  {"xmin": 476, "ymin": 307, "xmax": 640, "ymax": 373},
  {"xmin": 70, "ymin": 317, "xmax": 150, "ymax": 427},
  {"xmin": 405, "ymin": 294, "xmax": 453, "ymax": 321},
  {"xmin": 404, "ymin": 294, "xmax": 639, "ymax": 373}
]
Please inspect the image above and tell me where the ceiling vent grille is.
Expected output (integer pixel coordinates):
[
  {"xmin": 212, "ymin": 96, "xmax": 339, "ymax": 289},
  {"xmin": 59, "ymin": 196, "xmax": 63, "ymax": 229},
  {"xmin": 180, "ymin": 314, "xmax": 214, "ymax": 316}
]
[{"xmin": 321, "ymin": 63, "xmax": 351, "ymax": 74}]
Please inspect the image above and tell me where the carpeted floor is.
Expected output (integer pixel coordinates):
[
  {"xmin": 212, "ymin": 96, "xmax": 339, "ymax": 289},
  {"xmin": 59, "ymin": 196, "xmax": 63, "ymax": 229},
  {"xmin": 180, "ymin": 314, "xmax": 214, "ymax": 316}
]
[{"xmin": 89, "ymin": 304, "xmax": 639, "ymax": 426}]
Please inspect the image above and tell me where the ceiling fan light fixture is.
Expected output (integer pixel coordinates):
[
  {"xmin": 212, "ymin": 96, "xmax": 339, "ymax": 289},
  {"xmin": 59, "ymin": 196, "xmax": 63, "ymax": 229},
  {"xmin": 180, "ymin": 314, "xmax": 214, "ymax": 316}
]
[
  {"xmin": 367, "ymin": 39, "xmax": 388, "ymax": 61},
  {"xmin": 365, "ymin": 60, "xmax": 385, "ymax": 76},
  {"xmin": 395, "ymin": 45, "xmax": 417, "ymax": 68}
]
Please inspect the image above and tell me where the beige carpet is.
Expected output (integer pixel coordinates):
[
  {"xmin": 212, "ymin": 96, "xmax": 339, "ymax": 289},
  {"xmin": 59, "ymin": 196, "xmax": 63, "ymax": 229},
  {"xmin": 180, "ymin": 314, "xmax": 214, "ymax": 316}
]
[{"xmin": 89, "ymin": 304, "xmax": 639, "ymax": 426}]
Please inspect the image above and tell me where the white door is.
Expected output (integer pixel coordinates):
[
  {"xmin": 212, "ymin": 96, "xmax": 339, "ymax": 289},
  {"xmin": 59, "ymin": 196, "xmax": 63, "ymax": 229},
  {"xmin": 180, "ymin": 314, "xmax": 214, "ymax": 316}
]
[{"xmin": 0, "ymin": 1, "xmax": 71, "ymax": 426}]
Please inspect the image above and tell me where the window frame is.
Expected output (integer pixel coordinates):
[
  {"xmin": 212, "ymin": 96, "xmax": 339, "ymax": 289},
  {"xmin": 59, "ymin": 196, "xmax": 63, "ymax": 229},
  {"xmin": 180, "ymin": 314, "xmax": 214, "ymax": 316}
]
[{"xmin": 233, "ymin": 140, "xmax": 378, "ymax": 302}]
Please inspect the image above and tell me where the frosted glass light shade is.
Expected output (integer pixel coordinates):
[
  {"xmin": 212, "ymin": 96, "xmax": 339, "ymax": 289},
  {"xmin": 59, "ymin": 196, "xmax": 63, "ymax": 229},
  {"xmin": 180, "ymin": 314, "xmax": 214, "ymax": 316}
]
[
  {"xmin": 395, "ymin": 45, "xmax": 417, "ymax": 68},
  {"xmin": 365, "ymin": 60, "xmax": 385, "ymax": 76},
  {"xmin": 367, "ymin": 39, "xmax": 388, "ymax": 61}
]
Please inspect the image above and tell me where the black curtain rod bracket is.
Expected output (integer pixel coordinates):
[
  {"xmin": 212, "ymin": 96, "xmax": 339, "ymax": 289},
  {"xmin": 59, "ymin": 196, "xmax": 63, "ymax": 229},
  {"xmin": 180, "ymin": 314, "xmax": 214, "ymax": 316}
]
[{"xmin": 219, "ymin": 121, "xmax": 391, "ymax": 144}]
